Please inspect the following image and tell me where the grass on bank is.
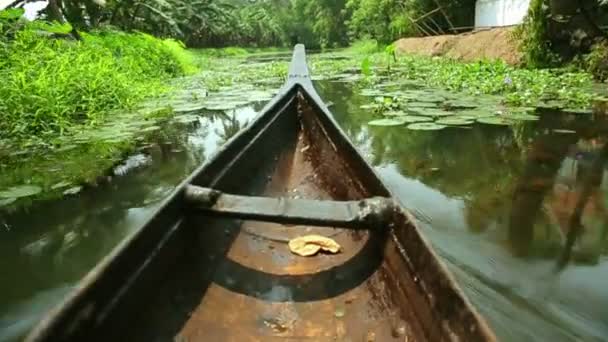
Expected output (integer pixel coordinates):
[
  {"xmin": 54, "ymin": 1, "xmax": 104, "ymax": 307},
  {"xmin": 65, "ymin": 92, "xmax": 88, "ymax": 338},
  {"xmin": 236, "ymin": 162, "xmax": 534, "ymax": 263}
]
[
  {"xmin": 0, "ymin": 17, "xmax": 196, "ymax": 140},
  {"xmin": 0, "ymin": 10, "xmax": 197, "ymax": 208}
]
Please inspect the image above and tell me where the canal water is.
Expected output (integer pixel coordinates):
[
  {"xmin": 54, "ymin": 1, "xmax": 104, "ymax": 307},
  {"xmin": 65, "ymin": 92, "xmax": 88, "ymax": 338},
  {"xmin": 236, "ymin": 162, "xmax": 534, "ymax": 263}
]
[{"xmin": 0, "ymin": 56, "xmax": 607, "ymax": 341}]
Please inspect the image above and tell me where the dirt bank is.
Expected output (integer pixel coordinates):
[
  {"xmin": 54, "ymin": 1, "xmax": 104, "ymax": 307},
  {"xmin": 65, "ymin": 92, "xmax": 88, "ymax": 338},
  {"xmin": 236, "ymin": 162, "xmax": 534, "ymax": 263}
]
[{"xmin": 394, "ymin": 27, "xmax": 522, "ymax": 65}]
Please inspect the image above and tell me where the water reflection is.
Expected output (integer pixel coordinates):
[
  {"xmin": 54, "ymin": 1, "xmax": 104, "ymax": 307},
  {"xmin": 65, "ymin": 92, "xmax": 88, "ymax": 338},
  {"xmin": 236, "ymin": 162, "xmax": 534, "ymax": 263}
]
[
  {"xmin": 0, "ymin": 105, "xmax": 260, "ymax": 341},
  {"xmin": 318, "ymin": 81, "xmax": 608, "ymax": 341}
]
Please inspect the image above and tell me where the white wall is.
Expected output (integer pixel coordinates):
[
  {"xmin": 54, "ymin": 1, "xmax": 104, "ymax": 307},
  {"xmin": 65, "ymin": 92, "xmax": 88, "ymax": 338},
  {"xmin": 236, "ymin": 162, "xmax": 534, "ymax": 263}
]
[
  {"xmin": 475, "ymin": 0, "xmax": 530, "ymax": 28},
  {"xmin": 0, "ymin": 0, "xmax": 13, "ymax": 10},
  {"xmin": 0, "ymin": 1, "xmax": 49, "ymax": 20}
]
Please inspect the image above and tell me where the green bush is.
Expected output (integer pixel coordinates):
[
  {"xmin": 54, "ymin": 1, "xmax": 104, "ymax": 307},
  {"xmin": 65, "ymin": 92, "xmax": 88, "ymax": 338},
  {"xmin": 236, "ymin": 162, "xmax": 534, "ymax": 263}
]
[
  {"xmin": 346, "ymin": 38, "xmax": 382, "ymax": 54},
  {"xmin": 0, "ymin": 14, "xmax": 197, "ymax": 139},
  {"xmin": 585, "ymin": 40, "xmax": 608, "ymax": 82},
  {"xmin": 512, "ymin": 0, "xmax": 560, "ymax": 67},
  {"xmin": 346, "ymin": 0, "xmax": 415, "ymax": 43}
]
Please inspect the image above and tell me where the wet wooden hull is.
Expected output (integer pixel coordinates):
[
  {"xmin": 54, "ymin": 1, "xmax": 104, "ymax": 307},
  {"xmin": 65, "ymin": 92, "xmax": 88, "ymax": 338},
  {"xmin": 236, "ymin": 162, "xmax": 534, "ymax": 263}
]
[{"xmin": 27, "ymin": 46, "xmax": 496, "ymax": 341}]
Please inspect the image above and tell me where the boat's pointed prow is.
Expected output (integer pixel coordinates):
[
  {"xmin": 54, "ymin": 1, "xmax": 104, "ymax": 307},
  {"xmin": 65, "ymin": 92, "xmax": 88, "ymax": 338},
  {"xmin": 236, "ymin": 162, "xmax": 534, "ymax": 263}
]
[{"xmin": 287, "ymin": 44, "xmax": 311, "ymax": 84}]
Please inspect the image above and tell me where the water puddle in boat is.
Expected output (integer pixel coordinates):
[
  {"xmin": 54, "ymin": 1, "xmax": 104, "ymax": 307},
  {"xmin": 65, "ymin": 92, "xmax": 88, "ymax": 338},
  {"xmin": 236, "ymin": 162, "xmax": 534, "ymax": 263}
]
[{"xmin": 0, "ymin": 55, "xmax": 607, "ymax": 341}]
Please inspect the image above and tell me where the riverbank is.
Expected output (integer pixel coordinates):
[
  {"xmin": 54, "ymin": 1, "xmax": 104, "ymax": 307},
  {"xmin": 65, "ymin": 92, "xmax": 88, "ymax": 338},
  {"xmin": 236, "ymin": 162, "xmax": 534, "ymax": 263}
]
[
  {"xmin": 0, "ymin": 10, "xmax": 198, "ymax": 210},
  {"xmin": 394, "ymin": 27, "xmax": 522, "ymax": 65}
]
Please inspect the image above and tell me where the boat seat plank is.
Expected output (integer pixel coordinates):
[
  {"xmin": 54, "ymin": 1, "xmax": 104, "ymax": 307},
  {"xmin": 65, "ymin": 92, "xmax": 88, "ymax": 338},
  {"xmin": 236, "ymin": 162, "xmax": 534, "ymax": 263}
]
[{"xmin": 183, "ymin": 185, "xmax": 395, "ymax": 228}]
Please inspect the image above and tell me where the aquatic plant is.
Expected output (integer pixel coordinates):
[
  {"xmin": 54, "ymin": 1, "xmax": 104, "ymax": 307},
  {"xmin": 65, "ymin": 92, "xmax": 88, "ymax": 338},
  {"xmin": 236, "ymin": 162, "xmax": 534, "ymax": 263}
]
[{"xmin": 310, "ymin": 50, "xmax": 598, "ymax": 109}]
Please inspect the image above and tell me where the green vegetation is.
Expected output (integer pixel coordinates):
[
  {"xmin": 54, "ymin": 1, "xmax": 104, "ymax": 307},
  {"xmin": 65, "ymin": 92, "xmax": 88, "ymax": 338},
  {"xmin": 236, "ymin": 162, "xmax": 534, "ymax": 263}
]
[
  {"xmin": 311, "ymin": 50, "xmax": 599, "ymax": 108},
  {"xmin": 0, "ymin": 10, "xmax": 196, "ymax": 140},
  {"xmin": 391, "ymin": 55, "xmax": 596, "ymax": 107},
  {"xmin": 5, "ymin": 0, "xmax": 476, "ymax": 49},
  {"xmin": 0, "ymin": 8, "xmax": 198, "ymax": 208},
  {"xmin": 583, "ymin": 40, "xmax": 608, "ymax": 82},
  {"xmin": 0, "ymin": 37, "xmax": 289, "ymax": 208},
  {"xmin": 513, "ymin": 0, "xmax": 608, "ymax": 80},
  {"xmin": 512, "ymin": 0, "xmax": 559, "ymax": 68}
]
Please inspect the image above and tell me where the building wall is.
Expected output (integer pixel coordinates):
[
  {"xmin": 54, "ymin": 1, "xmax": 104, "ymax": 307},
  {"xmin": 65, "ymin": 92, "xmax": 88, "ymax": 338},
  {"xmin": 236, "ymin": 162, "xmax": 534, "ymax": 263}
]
[{"xmin": 475, "ymin": 0, "xmax": 531, "ymax": 27}]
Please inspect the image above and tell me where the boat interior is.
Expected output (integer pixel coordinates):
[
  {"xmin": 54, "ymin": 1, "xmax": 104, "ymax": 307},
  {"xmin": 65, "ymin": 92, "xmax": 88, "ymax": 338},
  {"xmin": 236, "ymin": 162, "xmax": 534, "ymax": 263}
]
[{"xmin": 127, "ymin": 90, "xmax": 424, "ymax": 341}]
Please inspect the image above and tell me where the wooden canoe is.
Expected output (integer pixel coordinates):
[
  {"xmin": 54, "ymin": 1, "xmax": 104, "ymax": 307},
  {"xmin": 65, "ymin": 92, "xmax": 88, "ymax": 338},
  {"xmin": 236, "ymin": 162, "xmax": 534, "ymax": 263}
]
[{"xmin": 26, "ymin": 45, "xmax": 496, "ymax": 342}]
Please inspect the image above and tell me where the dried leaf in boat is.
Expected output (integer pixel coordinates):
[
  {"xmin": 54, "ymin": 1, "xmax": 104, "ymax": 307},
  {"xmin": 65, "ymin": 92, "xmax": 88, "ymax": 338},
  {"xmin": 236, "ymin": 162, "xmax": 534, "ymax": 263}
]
[{"xmin": 288, "ymin": 235, "xmax": 341, "ymax": 257}]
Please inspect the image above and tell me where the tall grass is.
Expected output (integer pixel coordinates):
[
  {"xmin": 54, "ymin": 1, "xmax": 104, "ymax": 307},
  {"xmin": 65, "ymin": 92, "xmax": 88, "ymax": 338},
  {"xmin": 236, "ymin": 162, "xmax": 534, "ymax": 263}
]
[
  {"xmin": 0, "ymin": 17, "xmax": 197, "ymax": 140},
  {"xmin": 345, "ymin": 39, "xmax": 382, "ymax": 54}
]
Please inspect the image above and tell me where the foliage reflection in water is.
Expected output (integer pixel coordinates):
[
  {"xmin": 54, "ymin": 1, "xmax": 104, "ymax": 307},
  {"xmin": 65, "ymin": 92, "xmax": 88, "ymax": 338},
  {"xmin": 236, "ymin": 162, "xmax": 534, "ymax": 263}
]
[
  {"xmin": 0, "ymin": 104, "xmax": 262, "ymax": 341},
  {"xmin": 318, "ymin": 80, "xmax": 608, "ymax": 341}
]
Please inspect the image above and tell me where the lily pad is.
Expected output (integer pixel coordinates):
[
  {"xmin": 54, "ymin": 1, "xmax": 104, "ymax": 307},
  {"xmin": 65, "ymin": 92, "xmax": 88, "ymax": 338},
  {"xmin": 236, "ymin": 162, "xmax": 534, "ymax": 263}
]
[
  {"xmin": 376, "ymin": 81, "xmax": 404, "ymax": 88},
  {"xmin": 505, "ymin": 113, "xmax": 540, "ymax": 121},
  {"xmin": 360, "ymin": 89, "xmax": 383, "ymax": 97},
  {"xmin": 246, "ymin": 90, "xmax": 274, "ymax": 100},
  {"xmin": 51, "ymin": 181, "xmax": 72, "ymax": 190},
  {"xmin": 553, "ymin": 129, "xmax": 576, "ymax": 134},
  {"xmin": 455, "ymin": 114, "xmax": 483, "ymax": 120},
  {"xmin": 398, "ymin": 115, "xmax": 434, "ymax": 123},
  {"xmin": 368, "ymin": 118, "xmax": 406, "ymax": 126},
  {"xmin": 63, "ymin": 186, "xmax": 82, "ymax": 196},
  {"xmin": 457, "ymin": 109, "xmax": 495, "ymax": 118},
  {"xmin": 0, "ymin": 185, "xmax": 42, "ymax": 199},
  {"xmin": 54, "ymin": 144, "xmax": 77, "ymax": 153},
  {"xmin": 383, "ymin": 111, "xmax": 433, "ymax": 121},
  {"xmin": 0, "ymin": 198, "xmax": 17, "ymax": 207},
  {"xmin": 512, "ymin": 106, "xmax": 537, "ymax": 113},
  {"xmin": 416, "ymin": 109, "xmax": 454, "ymax": 117},
  {"xmin": 172, "ymin": 103, "xmax": 207, "ymax": 113},
  {"xmin": 445, "ymin": 100, "xmax": 479, "ymax": 109},
  {"xmin": 360, "ymin": 103, "xmax": 382, "ymax": 110},
  {"xmin": 537, "ymin": 101, "xmax": 565, "ymax": 109},
  {"xmin": 435, "ymin": 118, "xmax": 474, "ymax": 126},
  {"xmin": 382, "ymin": 110, "xmax": 407, "ymax": 116},
  {"xmin": 141, "ymin": 125, "xmax": 161, "ymax": 132},
  {"xmin": 204, "ymin": 103, "xmax": 240, "ymax": 111},
  {"xmin": 406, "ymin": 122, "xmax": 447, "ymax": 131},
  {"xmin": 476, "ymin": 117, "xmax": 513, "ymax": 126},
  {"xmin": 407, "ymin": 102, "xmax": 441, "ymax": 108},
  {"xmin": 173, "ymin": 114, "xmax": 200, "ymax": 124},
  {"xmin": 563, "ymin": 108, "xmax": 593, "ymax": 115},
  {"xmin": 409, "ymin": 95, "xmax": 445, "ymax": 103}
]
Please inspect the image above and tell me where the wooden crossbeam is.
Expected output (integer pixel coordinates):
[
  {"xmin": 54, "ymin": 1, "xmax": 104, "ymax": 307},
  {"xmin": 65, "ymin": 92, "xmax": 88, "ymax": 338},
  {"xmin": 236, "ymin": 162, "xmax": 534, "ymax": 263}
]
[{"xmin": 183, "ymin": 185, "xmax": 395, "ymax": 229}]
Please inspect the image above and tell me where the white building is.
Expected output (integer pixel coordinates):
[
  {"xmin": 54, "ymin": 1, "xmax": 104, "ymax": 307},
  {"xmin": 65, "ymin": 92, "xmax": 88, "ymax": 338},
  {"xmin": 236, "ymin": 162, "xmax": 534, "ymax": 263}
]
[{"xmin": 475, "ymin": 0, "xmax": 531, "ymax": 28}]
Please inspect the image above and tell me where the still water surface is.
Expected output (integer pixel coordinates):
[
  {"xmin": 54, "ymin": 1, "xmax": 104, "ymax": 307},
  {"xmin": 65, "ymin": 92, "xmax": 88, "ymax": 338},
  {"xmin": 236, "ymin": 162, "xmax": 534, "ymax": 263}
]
[{"xmin": 1, "ymin": 56, "xmax": 607, "ymax": 341}]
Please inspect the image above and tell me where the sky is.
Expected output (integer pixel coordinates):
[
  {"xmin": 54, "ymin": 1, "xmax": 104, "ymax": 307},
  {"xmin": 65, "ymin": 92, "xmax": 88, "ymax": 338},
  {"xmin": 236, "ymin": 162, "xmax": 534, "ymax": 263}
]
[{"xmin": 1, "ymin": 0, "xmax": 49, "ymax": 20}]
